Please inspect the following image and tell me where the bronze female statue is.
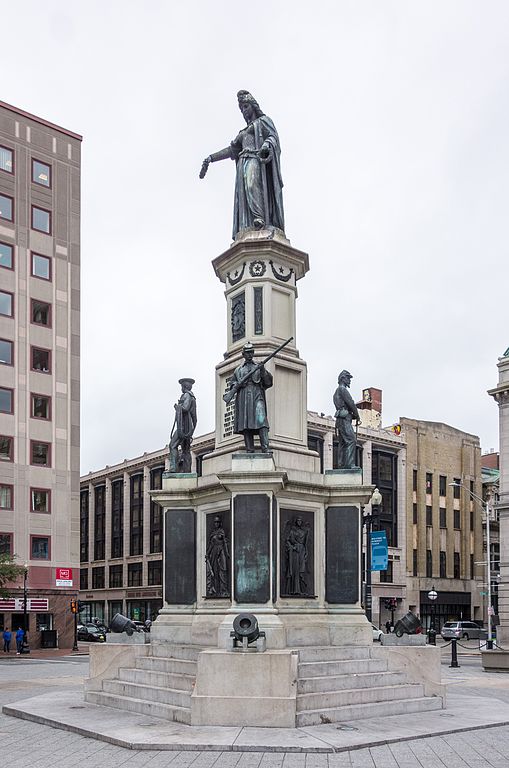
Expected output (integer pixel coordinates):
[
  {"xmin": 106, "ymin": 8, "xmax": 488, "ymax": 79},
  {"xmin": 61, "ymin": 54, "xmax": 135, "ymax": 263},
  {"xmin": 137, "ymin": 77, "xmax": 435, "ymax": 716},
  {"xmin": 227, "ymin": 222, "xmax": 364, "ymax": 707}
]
[
  {"xmin": 199, "ymin": 90, "xmax": 285, "ymax": 240},
  {"xmin": 205, "ymin": 515, "xmax": 230, "ymax": 597}
]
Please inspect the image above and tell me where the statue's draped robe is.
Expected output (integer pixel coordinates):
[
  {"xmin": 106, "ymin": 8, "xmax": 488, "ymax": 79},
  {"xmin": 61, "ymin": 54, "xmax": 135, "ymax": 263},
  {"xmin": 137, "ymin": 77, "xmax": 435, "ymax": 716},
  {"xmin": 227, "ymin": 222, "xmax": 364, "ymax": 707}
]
[
  {"xmin": 175, "ymin": 392, "xmax": 197, "ymax": 440},
  {"xmin": 231, "ymin": 362, "xmax": 273, "ymax": 434},
  {"xmin": 230, "ymin": 115, "xmax": 284, "ymax": 239}
]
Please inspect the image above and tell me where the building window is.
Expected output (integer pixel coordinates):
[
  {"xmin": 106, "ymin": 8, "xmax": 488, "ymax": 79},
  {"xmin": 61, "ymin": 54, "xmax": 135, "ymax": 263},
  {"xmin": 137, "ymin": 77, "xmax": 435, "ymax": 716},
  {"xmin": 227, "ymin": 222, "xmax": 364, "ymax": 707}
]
[
  {"xmin": 0, "ymin": 435, "xmax": 13, "ymax": 462},
  {"xmin": 412, "ymin": 469, "xmax": 417, "ymax": 492},
  {"xmin": 454, "ymin": 509, "xmax": 461, "ymax": 529},
  {"xmin": 31, "ymin": 253, "xmax": 51, "ymax": 280},
  {"xmin": 130, "ymin": 474, "xmax": 144, "ymax": 556},
  {"xmin": 92, "ymin": 566, "xmax": 105, "ymax": 589},
  {"xmin": 426, "ymin": 549, "xmax": 432, "ymax": 578},
  {"xmin": 453, "ymin": 479, "xmax": 461, "ymax": 499},
  {"xmin": 0, "ymin": 533, "xmax": 13, "ymax": 555},
  {"xmin": 148, "ymin": 560, "xmax": 162, "ymax": 585},
  {"xmin": 31, "ymin": 535, "xmax": 50, "ymax": 560},
  {"xmin": 440, "ymin": 551, "xmax": 447, "ymax": 578},
  {"xmin": 0, "ymin": 242, "xmax": 13, "ymax": 270},
  {"xmin": 31, "ymin": 393, "xmax": 51, "ymax": 420},
  {"xmin": 0, "ymin": 193, "xmax": 13, "ymax": 221},
  {"xmin": 128, "ymin": 562, "xmax": 143, "ymax": 587},
  {"xmin": 32, "ymin": 158, "xmax": 51, "ymax": 187},
  {"xmin": 439, "ymin": 507, "xmax": 447, "ymax": 528},
  {"xmin": 31, "ymin": 299, "xmax": 51, "ymax": 327},
  {"xmin": 0, "ymin": 290, "xmax": 14, "ymax": 317},
  {"xmin": 470, "ymin": 508, "xmax": 474, "ymax": 531},
  {"xmin": 439, "ymin": 475, "xmax": 447, "ymax": 496},
  {"xmin": 0, "ymin": 146, "xmax": 13, "ymax": 174},
  {"xmin": 80, "ymin": 490, "xmax": 89, "ymax": 562},
  {"xmin": 0, "ymin": 387, "xmax": 13, "ymax": 414},
  {"xmin": 31, "ymin": 346, "xmax": 51, "ymax": 373},
  {"xmin": 426, "ymin": 473, "xmax": 432, "ymax": 493},
  {"xmin": 31, "ymin": 206, "xmax": 51, "ymax": 234},
  {"xmin": 412, "ymin": 503, "xmax": 417, "ymax": 524},
  {"xmin": 150, "ymin": 467, "xmax": 163, "ymax": 553},
  {"xmin": 470, "ymin": 553, "xmax": 474, "ymax": 579},
  {"xmin": 371, "ymin": 450, "xmax": 398, "ymax": 547},
  {"xmin": 31, "ymin": 441, "xmax": 51, "ymax": 467},
  {"xmin": 0, "ymin": 339, "xmax": 13, "ymax": 366},
  {"xmin": 470, "ymin": 479, "xmax": 474, "ymax": 497},
  {"xmin": 379, "ymin": 560, "xmax": 393, "ymax": 583},
  {"xmin": 453, "ymin": 552, "xmax": 460, "ymax": 579},
  {"xmin": 94, "ymin": 485, "xmax": 106, "ymax": 561},
  {"xmin": 109, "ymin": 564, "xmax": 123, "ymax": 588},
  {"xmin": 412, "ymin": 549, "xmax": 418, "ymax": 577},
  {"xmin": 80, "ymin": 568, "xmax": 88, "ymax": 590},
  {"xmin": 31, "ymin": 488, "xmax": 50, "ymax": 513},
  {"xmin": 111, "ymin": 479, "xmax": 124, "ymax": 559},
  {"xmin": 0, "ymin": 484, "xmax": 13, "ymax": 510},
  {"xmin": 426, "ymin": 505, "xmax": 432, "ymax": 526}
]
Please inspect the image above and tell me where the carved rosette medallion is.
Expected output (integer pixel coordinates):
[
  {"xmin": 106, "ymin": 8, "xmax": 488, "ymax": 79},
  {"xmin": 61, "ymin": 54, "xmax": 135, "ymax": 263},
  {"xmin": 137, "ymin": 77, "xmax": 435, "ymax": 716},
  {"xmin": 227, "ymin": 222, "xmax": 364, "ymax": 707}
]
[{"xmin": 249, "ymin": 260, "xmax": 266, "ymax": 277}]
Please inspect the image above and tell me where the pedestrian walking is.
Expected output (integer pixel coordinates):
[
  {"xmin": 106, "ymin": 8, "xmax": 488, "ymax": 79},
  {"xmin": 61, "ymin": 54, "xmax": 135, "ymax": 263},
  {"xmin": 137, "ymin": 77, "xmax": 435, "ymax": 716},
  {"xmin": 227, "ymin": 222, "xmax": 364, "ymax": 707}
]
[
  {"xmin": 385, "ymin": 620, "xmax": 391, "ymax": 634},
  {"xmin": 3, "ymin": 628, "xmax": 12, "ymax": 653},
  {"xmin": 15, "ymin": 627, "xmax": 24, "ymax": 654}
]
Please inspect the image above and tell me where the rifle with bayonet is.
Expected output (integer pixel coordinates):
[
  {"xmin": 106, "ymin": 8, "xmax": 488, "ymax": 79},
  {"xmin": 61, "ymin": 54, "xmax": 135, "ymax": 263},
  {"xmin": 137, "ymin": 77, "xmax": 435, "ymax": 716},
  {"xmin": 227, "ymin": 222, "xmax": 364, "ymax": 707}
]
[{"xmin": 223, "ymin": 337, "xmax": 293, "ymax": 405}]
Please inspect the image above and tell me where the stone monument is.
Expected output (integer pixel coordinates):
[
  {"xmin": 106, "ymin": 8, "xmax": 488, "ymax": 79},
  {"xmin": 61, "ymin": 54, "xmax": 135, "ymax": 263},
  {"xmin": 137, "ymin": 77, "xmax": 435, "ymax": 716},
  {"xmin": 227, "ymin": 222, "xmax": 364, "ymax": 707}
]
[{"xmin": 85, "ymin": 90, "xmax": 444, "ymax": 728}]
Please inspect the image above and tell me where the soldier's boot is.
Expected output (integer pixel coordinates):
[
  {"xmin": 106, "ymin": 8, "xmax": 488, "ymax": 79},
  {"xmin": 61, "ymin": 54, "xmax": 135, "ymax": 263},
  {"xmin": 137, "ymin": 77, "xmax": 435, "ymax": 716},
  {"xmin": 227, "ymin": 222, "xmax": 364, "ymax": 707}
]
[
  {"xmin": 259, "ymin": 428, "xmax": 270, "ymax": 453},
  {"xmin": 244, "ymin": 432, "xmax": 255, "ymax": 453}
]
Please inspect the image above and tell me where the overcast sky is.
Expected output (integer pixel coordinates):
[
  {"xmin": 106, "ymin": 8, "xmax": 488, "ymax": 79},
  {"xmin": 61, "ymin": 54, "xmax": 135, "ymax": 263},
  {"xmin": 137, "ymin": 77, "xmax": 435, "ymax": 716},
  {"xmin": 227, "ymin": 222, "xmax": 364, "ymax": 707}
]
[{"xmin": 4, "ymin": 2, "xmax": 508, "ymax": 473}]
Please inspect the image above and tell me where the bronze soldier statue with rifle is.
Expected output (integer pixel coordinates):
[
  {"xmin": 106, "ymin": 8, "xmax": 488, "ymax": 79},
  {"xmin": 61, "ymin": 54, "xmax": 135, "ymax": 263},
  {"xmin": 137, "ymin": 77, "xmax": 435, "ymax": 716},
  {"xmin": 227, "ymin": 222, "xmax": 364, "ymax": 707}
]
[
  {"xmin": 333, "ymin": 369, "xmax": 361, "ymax": 469},
  {"xmin": 169, "ymin": 378, "xmax": 197, "ymax": 473},
  {"xmin": 224, "ymin": 338, "xmax": 292, "ymax": 453}
]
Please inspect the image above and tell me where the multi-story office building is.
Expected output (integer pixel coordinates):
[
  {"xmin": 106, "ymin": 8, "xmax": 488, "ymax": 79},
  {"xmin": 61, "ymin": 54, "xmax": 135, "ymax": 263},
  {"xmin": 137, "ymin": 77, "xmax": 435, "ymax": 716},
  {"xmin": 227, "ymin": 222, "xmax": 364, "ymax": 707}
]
[
  {"xmin": 403, "ymin": 417, "xmax": 483, "ymax": 628},
  {"xmin": 0, "ymin": 101, "xmax": 81, "ymax": 648}
]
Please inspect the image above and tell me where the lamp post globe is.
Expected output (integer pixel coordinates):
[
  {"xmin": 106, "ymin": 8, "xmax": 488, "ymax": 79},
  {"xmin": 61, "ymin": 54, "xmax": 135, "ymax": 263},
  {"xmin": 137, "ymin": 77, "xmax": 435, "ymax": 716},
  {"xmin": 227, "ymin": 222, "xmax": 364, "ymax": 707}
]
[{"xmin": 427, "ymin": 586, "xmax": 438, "ymax": 645}]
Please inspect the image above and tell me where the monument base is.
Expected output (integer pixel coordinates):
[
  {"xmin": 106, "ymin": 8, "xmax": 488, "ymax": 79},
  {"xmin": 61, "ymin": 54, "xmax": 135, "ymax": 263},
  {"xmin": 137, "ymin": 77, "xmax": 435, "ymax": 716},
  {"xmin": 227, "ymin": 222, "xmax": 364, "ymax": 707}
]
[{"xmin": 191, "ymin": 649, "xmax": 298, "ymax": 727}]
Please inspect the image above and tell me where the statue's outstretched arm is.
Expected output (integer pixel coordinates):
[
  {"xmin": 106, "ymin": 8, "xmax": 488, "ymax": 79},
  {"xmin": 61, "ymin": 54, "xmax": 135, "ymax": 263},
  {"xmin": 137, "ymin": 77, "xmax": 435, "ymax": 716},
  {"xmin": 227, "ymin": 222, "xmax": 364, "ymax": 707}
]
[{"xmin": 199, "ymin": 146, "xmax": 233, "ymax": 178}]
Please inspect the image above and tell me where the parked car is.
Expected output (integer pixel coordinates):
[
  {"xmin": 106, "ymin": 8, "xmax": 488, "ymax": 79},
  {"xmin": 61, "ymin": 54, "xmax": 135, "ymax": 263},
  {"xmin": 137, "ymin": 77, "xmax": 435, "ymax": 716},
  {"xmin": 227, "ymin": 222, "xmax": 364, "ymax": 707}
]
[
  {"xmin": 441, "ymin": 621, "xmax": 483, "ymax": 640},
  {"xmin": 372, "ymin": 625, "xmax": 383, "ymax": 642},
  {"xmin": 77, "ymin": 624, "xmax": 106, "ymax": 642}
]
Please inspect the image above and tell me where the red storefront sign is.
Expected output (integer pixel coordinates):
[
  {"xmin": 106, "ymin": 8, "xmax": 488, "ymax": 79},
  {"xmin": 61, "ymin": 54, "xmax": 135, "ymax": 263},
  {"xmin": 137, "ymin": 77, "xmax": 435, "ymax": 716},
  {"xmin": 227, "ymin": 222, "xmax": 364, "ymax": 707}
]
[{"xmin": 55, "ymin": 568, "xmax": 73, "ymax": 587}]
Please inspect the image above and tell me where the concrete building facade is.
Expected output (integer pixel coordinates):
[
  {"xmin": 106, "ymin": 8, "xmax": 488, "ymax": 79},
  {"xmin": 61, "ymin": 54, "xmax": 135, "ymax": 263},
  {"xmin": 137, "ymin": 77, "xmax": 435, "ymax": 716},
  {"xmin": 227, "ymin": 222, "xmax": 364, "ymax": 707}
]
[{"xmin": 0, "ymin": 101, "xmax": 81, "ymax": 648}]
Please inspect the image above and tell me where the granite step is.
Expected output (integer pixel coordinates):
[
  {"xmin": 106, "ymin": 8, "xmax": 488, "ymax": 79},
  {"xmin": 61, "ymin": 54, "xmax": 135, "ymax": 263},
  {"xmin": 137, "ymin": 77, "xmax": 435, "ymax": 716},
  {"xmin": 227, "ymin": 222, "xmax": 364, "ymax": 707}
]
[
  {"xmin": 102, "ymin": 679, "xmax": 191, "ymax": 708},
  {"xmin": 136, "ymin": 656, "xmax": 197, "ymax": 675},
  {"xmin": 297, "ymin": 646, "xmax": 374, "ymax": 663},
  {"xmin": 296, "ymin": 694, "xmax": 443, "ymax": 726},
  {"xmin": 297, "ymin": 682, "xmax": 424, "ymax": 712},
  {"xmin": 118, "ymin": 667, "xmax": 195, "ymax": 691},
  {"xmin": 149, "ymin": 644, "xmax": 202, "ymax": 661},
  {"xmin": 86, "ymin": 690, "xmax": 191, "ymax": 724},
  {"xmin": 298, "ymin": 670, "xmax": 407, "ymax": 694},
  {"xmin": 298, "ymin": 658, "xmax": 388, "ymax": 677}
]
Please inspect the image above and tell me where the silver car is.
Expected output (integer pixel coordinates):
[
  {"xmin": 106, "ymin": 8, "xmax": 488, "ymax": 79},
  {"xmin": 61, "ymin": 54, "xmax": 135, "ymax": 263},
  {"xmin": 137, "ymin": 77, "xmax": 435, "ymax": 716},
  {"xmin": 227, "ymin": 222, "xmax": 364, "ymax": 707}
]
[{"xmin": 440, "ymin": 621, "xmax": 483, "ymax": 640}]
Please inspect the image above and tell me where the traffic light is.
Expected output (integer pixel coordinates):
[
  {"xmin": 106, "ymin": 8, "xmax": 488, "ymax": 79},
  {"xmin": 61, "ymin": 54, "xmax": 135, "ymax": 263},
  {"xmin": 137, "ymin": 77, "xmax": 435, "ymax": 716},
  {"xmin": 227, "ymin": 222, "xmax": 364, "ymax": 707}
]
[
  {"xmin": 70, "ymin": 599, "xmax": 77, "ymax": 614},
  {"xmin": 77, "ymin": 601, "xmax": 84, "ymax": 613}
]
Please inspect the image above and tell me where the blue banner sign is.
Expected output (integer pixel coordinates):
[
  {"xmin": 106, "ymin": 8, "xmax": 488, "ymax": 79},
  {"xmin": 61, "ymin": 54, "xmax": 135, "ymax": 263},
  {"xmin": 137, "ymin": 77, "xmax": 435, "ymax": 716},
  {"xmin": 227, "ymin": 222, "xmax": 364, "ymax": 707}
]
[{"xmin": 370, "ymin": 530, "xmax": 388, "ymax": 571}]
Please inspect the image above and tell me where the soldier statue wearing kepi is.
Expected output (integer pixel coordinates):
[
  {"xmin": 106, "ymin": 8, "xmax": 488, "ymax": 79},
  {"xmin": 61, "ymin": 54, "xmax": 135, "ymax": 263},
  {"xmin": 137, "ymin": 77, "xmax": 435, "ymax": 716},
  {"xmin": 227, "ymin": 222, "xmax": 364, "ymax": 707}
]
[
  {"xmin": 225, "ymin": 342, "xmax": 273, "ymax": 453},
  {"xmin": 169, "ymin": 378, "xmax": 197, "ymax": 473},
  {"xmin": 333, "ymin": 370, "xmax": 361, "ymax": 469},
  {"xmin": 199, "ymin": 90, "xmax": 285, "ymax": 239}
]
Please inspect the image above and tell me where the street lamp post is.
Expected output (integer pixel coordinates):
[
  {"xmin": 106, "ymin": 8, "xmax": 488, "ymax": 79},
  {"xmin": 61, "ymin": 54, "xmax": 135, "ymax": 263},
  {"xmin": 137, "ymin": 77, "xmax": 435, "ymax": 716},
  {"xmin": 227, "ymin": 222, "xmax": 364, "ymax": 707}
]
[
  {"xmin": 22, "ymin": 562, "xmax": 28, "ymax": 653},
  {"xmin": 428, "ymin": 586, "xmax": 438, "ymax": 645},
  {"xmin": 451, "ymin": 481, "xmax": 494, "ymax": 650},
  {"xmin": 364, "ymin": 488, "xmax": 383, "ymax": 624}
]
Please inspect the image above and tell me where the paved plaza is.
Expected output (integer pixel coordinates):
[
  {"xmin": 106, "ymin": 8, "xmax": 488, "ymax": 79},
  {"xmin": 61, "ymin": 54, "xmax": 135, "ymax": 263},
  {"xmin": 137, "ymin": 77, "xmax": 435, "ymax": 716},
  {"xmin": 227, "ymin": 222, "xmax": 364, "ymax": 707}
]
[{"xmin": 1, "ymin": 650, "xmax": 509, "ymax": 766}]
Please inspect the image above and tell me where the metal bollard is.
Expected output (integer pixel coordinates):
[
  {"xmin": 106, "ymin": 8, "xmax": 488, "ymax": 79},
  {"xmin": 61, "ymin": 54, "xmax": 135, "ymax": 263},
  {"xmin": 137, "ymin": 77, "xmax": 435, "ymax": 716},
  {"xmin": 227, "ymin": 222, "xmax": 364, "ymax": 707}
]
[{"xmin": 449, "ymin": 637, "xmax": 460, "ymax": 668}]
